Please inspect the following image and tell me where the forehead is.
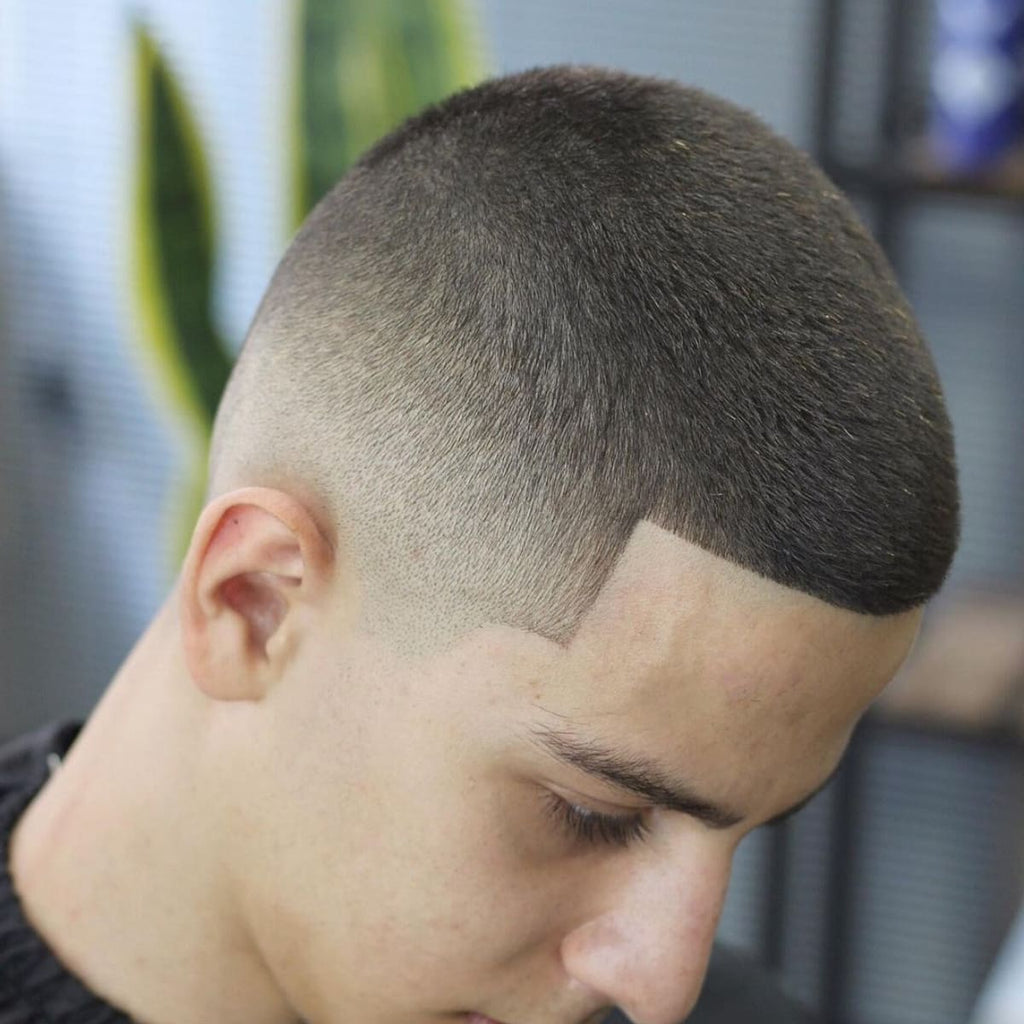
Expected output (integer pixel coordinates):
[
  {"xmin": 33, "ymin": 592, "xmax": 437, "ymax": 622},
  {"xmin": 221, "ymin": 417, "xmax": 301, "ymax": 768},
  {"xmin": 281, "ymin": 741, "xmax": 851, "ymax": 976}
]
[
  {"xmin": 529, "ymin": 522, "xmax": 921, "ymax": 810},
  {"xmin": 571, "ymin": 520, "xmax": 917, "ymax": 667}
]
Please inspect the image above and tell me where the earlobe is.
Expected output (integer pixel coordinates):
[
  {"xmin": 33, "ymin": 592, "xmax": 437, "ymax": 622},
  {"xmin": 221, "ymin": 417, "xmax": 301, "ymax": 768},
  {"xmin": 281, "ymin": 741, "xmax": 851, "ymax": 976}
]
[{"xmin": 179, "ymin": 488, "xmax": 333, "ymax": 702}]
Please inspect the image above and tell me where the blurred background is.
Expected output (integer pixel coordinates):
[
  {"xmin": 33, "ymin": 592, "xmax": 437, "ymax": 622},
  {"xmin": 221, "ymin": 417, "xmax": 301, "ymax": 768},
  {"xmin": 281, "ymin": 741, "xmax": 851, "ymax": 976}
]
[{"xmin": 1, "ymin": 1, "xmax": 1022, "ymax": 1022}]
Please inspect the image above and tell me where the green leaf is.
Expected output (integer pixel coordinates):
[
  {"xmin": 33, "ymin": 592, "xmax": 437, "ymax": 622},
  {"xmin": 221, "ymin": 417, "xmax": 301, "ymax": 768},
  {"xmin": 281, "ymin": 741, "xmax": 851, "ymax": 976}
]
[
  {"xmin": 293, "ymin": 0, "xmax": 488, "ymax": 225},
  {"xmin": 131, "ymin": 21, "xmax": 233, "ymax": 437}
]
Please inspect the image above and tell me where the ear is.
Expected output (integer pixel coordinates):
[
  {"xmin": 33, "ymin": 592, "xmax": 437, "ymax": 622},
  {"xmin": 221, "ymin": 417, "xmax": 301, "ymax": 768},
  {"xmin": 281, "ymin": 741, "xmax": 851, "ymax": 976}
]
[{"xmin": 179, "ymin": 487, "xmax": 334, "ymax": 701}]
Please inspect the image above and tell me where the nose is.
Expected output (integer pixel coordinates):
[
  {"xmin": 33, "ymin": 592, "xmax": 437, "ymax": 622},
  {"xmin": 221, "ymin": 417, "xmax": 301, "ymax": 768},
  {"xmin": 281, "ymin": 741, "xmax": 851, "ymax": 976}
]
[{"xmin": 560, "ymin": 835, "xmax": 733, "ymax": 1024}]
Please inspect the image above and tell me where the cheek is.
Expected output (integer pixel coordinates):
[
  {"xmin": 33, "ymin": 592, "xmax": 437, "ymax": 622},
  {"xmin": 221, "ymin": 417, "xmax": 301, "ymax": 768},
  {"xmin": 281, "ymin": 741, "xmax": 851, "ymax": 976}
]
[
  {"xmin": 265, "ymin": 726, "xmax": 571, "ymax": 1009},
  {"xmin": 250, "ymin": 646, "xmax": 588, "ymax": 1010}
]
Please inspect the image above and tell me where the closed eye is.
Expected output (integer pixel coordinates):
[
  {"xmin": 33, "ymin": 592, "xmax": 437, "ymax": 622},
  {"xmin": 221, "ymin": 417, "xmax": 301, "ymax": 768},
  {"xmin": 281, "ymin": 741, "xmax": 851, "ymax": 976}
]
[{"xmin": 543, "ymin": 791, "xmax": 651, "ymax": 849}]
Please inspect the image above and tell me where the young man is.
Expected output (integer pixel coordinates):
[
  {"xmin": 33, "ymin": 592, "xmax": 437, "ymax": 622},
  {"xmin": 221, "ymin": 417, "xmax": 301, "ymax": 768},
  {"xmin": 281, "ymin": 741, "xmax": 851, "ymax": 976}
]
[{"xmin": 1, "ymin": 66, "xmax": 958, "ymax": 1024}]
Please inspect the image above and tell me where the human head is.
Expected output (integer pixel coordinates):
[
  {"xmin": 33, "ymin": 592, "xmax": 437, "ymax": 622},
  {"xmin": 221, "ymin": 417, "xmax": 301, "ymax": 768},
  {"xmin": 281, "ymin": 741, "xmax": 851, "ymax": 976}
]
[{"xmin": 181, "ymin": 67, "xmax": 957, "ymax": 1023}]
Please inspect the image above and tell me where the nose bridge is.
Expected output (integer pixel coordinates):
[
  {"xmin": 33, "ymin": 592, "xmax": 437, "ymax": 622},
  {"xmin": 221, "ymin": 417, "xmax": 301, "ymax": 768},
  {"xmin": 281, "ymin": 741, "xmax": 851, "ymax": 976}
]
[{"xmin": 562, "ymin": 836, "xmax": 733, "ymax": 1024}]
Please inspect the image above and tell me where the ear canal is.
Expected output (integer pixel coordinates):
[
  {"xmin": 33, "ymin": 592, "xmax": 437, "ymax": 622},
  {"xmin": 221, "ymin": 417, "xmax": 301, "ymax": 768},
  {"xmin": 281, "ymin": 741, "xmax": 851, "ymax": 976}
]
[{"xmin": 217, "ymin": 572, "xmax": 289, "ymax": 658}]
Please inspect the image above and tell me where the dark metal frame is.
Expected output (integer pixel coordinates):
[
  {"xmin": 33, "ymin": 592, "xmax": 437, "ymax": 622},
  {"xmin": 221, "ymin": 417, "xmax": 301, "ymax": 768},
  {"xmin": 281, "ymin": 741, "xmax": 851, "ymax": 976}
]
[{"xmin": 808, "ymin": 6, "xmax": 917, "ymax": 1018}]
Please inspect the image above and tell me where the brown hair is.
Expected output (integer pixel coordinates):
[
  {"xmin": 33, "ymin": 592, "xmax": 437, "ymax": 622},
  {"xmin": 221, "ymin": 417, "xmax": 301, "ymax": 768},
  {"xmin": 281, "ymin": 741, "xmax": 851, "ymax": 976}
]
[{"xmin": 210, "ymin": 66, "xmax": 959, "ymax": 650}]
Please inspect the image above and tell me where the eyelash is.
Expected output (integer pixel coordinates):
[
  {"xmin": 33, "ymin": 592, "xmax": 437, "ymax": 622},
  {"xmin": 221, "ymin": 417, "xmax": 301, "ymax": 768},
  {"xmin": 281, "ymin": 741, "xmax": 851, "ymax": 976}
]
[{"xmin": 545, "ymin": 792, "xmax": 652, "ymax": 849}]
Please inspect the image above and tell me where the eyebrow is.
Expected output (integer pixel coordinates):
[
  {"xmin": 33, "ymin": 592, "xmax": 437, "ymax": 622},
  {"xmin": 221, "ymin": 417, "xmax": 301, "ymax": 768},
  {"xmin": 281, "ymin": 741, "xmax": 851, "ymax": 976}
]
[
  {"xmin": 528, "ymin": 724, "xmax": 842, "ymax": 832},
  {"xmin": 528, "ymin": 725, "xmax": 745, "ymax": 830}
]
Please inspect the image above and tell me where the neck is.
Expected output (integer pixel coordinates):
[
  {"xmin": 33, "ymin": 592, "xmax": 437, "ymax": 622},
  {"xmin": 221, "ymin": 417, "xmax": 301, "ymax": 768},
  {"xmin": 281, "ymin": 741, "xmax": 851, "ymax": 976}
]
[{"xmin": 9, "ymin": 597, "xmax": 297, "ymax": 1024}]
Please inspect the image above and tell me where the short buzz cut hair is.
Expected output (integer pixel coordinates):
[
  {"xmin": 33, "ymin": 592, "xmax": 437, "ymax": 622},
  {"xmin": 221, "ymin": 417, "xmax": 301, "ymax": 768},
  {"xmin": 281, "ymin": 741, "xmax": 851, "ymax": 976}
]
[{"xmin": 210, "ymin": 65, "xmax": 959, "ymax": 650}]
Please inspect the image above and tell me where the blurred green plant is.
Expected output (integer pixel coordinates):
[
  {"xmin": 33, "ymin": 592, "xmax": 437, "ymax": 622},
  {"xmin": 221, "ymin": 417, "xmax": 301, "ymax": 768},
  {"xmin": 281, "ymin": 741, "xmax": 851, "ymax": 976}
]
[
  {"xmin": 292, "ymin": 0, "xmax": 485, "ymax": 225},
  {"xmin": 130, "ymin": 4, "xmax": 485, "ymax": 570},
  {"xmin": 131, "ymin": 21, "xmax": 233, "ymax": 563}
]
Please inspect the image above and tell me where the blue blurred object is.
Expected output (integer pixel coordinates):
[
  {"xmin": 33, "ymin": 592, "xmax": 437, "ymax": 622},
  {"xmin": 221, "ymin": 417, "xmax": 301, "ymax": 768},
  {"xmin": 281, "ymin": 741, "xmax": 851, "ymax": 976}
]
[{"xmin": 931, "ymin": 0, "xmax": 1024, "ymax": 172}]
